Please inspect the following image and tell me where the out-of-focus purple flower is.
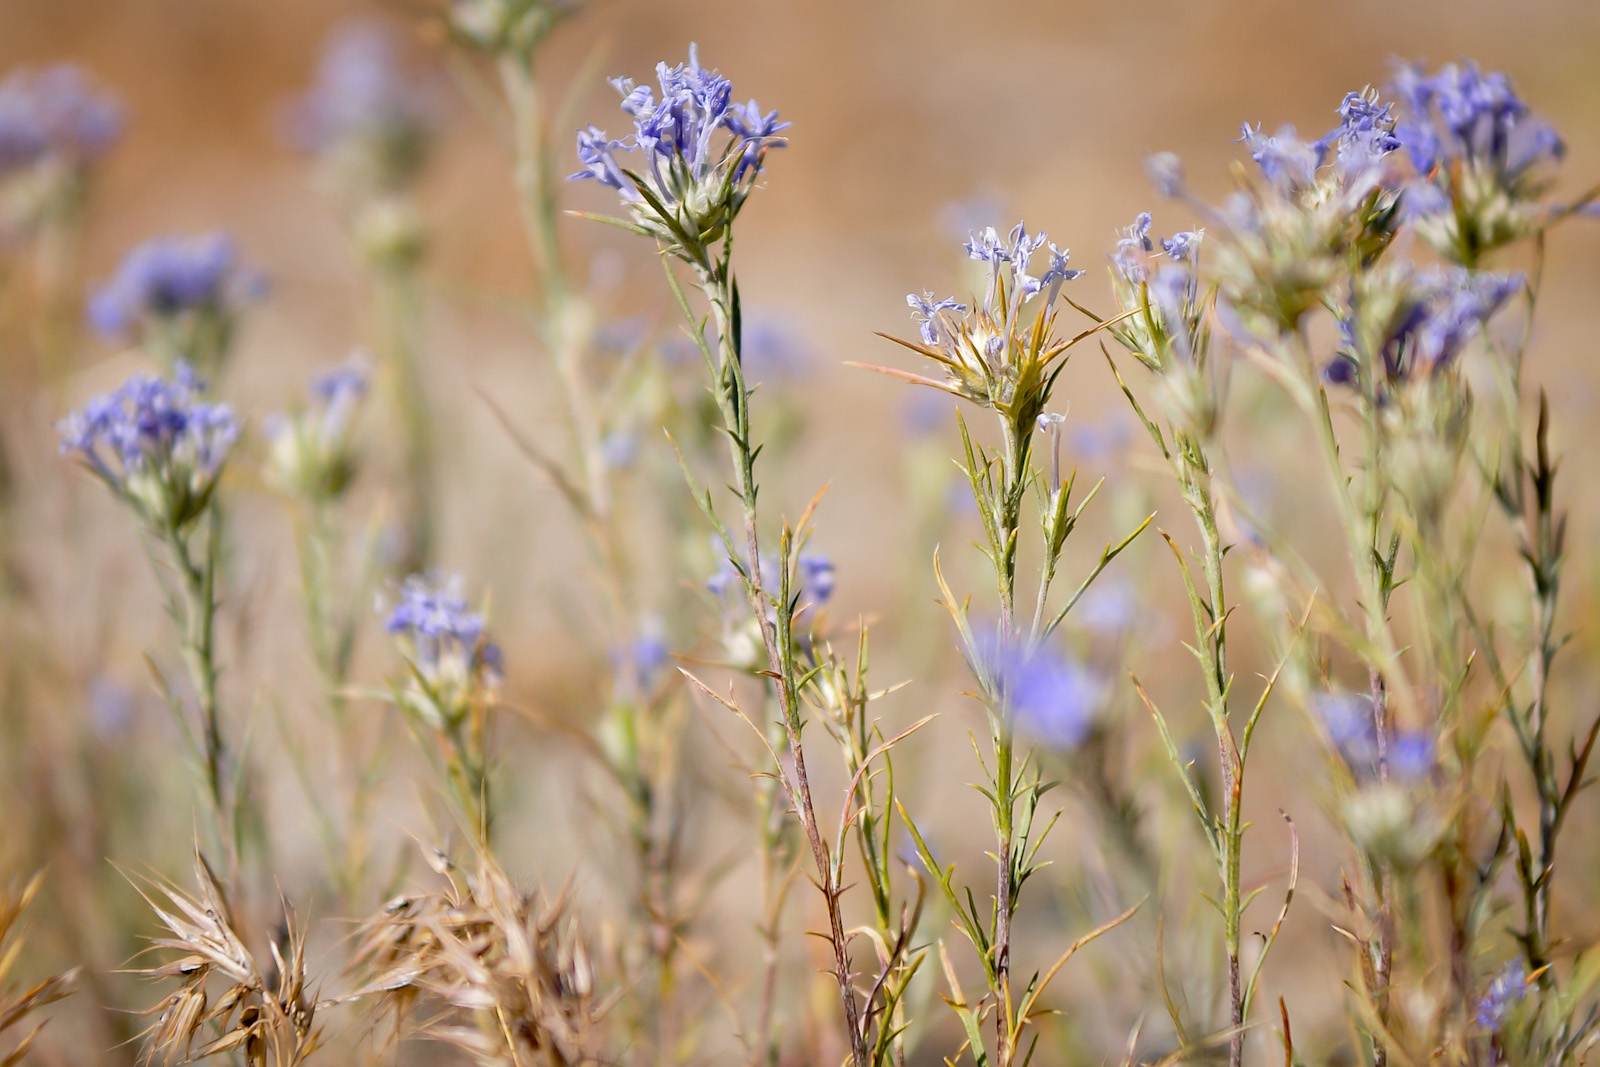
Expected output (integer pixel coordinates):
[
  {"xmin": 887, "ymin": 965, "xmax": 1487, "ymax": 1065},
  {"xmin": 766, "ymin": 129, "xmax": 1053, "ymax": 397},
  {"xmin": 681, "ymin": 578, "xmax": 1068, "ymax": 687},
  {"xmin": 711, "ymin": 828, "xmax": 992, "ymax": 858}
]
[
  {"xmin": 1476, "ymin": 960, "xmax": 1527, "ymax": 1031},
  {"xmin": 290, "ymin": 20, "xmax": 433, "ymax": 181},
  {"xmin": 1149, "ymin": 264, "xmax": 1198, "ymax": 362},
  {"xmin": 902, "ymin": 389, "xmax": 948, "ymax": 436},
  {"xmin": 741, "ymin": 314, "xmax": 813, "ymax": 382},
  {"xmin": 385, "ymin": 573, "xmax": 483, "ymax": 644},
  {"xmin": 267, "ymin": 357, "xmax": 368, "ymax": 500},
  {"xmin": 601, "ymin": 431, "xmax": 638, "ymax": 469},
  {"xmin": 1238, "ymin": 122, "xmax": 1323, "ymax": 192},
  {"xmin": 87, "ymin": 233, "xmax": 263, "ymax": 340},
  {"xmin": 798, "ymin": 553, "xmax": 836, "ymax": 605},
  {"xmin": 1146, "ymin": 152, "xmax": 1186, "ymax": 198},
  {"xmin": 1314, "ymin": 690, "xmax": 1379, "ymax": 770},
  {"xmin": 1336, "ymin": 266, "xmax": 1523, "ymax": 384},
  {"xmin": 0, "ymin": 64, "xmax": 121, "ymax": 175},
  {"xmin": 1391, "ymin": 60, "xmax": 1559, "ymax": 177},
  {"xmin": 1399, "ymin": 179, "xmax": 1451, "ymax": 222},
  {"xmin": 384, "ymin": 572, "xmax": 489, "ymax": 682},
  {"xmin": 973, "ymin": 630, "xmax": 1102, "ymax": 750},
  {"xmin": 706, "ymin": 555, "xmax": 740, "ymax": 597},
  {"xmin": 1069, "ymin": 413, "xmax": 1134, "ymax": 464},
  {"xmin": 1313, "ymin": 690, "xmax": 1435, "ymax": 782},
  {"xmin": 1388, "ymin": 731, "xmax": 1434, "ymax": 781},
  {"xmin": 624, "ymin": 619, "xmax": 670, "ymax": 690},
  {"xmin": 1074, "ymin": 577, "xmax": 1140, "ymax": 636},
  {"xmin": 1414, "ymin": 269, "xmax": 1523, "ymax": 367},
  {"xmin": 88, "ymin": 675, "xmax": 137, "ymax": 738},
  {"xmin": 310, "ymin": 359, "xmax": 366, "ymax": 440}
]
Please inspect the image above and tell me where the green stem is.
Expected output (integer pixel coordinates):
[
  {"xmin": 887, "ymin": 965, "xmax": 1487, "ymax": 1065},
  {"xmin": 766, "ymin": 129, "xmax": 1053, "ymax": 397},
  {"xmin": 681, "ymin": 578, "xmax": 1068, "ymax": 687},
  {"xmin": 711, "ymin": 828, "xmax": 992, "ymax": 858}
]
[
  {"xmin": 694, "ymin": 252, "xmax": 869, "ymax": 1067},
  {"xmin": 166, "ymin": 508, "xmax": 233, "ymax": 868},
  {"xmin": 372, "ymin": 262, "xmax": 434, "ymax": 574}
]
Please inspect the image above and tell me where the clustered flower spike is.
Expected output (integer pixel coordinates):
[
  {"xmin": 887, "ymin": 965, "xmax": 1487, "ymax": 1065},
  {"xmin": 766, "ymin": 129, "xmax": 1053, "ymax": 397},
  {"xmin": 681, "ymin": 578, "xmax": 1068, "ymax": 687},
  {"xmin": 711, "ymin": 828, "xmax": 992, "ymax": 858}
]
[
  {"xmin": 1388, "ymin": 60, "xmax": 1565, "ymax": 262},
  {"xmin": 886, "ymin": 220, "xmax": 1086, "ymax": 428},
  {"xmin": 57, "ymin": 363, "xmax": 238, "ymax": 532},
  {"xmin": 571, "ymin": 45, "xmax": 788, "ymax": 255},
  {"xmin": 1317, "ymin": 89, "xmax": 1404, "ymax": 177},
  {"xmin": 1167, "ymin": 86, "xmax": 1409, "ymax": 341},
  {"xmin": 1391, "ymin": 61, "xmax": 1556, "ymax": 177},
  {"xmin": 384, "ymin": 573, "xmax": 499, "ymax": 711},
  {"xmin": 1328, "ymin": 265, "xmax": 1523, "ymax": 387},
  {"xmin": 0, "ymin": 64, "xmax": 122, "ymax": 175},
  {"xmin": 88, "ymin": 233, "xmax": 264, "ymax": 359},
  {"xmin": 266, "ymin": 359, "xmax": 369, "ymax": 501},
  {"xmin": 290, "ymin": 20, "xmax": 434, "ymax": 196},
  {"xmin": 1106, "ymin": 211, "xmax": 1208, "ymax": 378}
]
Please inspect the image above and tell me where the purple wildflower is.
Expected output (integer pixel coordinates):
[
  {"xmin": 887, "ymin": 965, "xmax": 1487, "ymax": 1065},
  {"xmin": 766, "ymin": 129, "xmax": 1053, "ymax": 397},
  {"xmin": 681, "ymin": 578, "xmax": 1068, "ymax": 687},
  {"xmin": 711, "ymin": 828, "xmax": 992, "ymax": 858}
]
[
  {"xmin": 908, "ymin": 292, "xmax": 966, "ymax": 347},
  {"xmin": 1475, "ymin": 960, "xmax": 1527, "ymax": 1031},
  {"xmin": 798, "ymin": 553, "xmax": 836, "ymax": 605},
  {"xmin": 974, "ymin": 630, "xmax": 1101, "ymax": 751},
  {"xmin": 384, "ymin": 572, "xmax": 490, "ymax": 683},
  {"xmin": 571, "ymin": 45, "xmax": 786, "ymax": 233},
  {"xmin": 740, "ymin": 314, "xmax": 813, "ymax": 382},
  {"xmin": 1316, "ymin": 89, "xmax": 1403, "ymax": 177},
  {"xmin": 1112, "ymin": 212, "xmax": 1154, "ymax": 284},
  {"xmin": 1237, "ymin": 122, "xmax": 1323, "ymax": 191},
  {"xmin": 1390, "ymin": 60, "xmax": 1563, "ymax": 178},
  {"xmin": 0, "ymin": 64, "xmax": 121, "ymax": 175},
  {"xmin": 57, "ymin": 363, "xmax": 238, "ymax": 527},
  {"xmin": 1159, "ymin": 230, "xmax": 1204, "ymax": 261},
  {"xmin": 290, "ymin": 20, "xmax": 432, "ymax": 160},
  {"xmin": 87, "ymin": 233, "xmax": 262, "ymax": 340}
]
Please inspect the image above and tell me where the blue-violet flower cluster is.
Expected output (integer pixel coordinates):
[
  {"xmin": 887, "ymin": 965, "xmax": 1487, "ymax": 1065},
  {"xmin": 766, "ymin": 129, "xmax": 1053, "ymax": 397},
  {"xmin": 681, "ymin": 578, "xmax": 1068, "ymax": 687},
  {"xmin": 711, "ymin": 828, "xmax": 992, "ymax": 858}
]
[
  {"xmin": 57, "ymin": 363, "xmax": 238, "ymax": 532},
  {"xmin": 571, "ymin": 45, "xmax": 788, "ymax": 254}
]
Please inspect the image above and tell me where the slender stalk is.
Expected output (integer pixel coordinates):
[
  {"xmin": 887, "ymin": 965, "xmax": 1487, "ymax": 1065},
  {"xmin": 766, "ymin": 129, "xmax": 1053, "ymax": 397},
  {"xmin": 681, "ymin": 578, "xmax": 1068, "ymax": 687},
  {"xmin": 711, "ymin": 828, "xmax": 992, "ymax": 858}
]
[
  {"xmin": 693, "ymin": 250, "xmax": 869, "ymax": 1067},
  {"xmin": 164, "ymin": 507, "xmax": 234, "ymax": 869},
  {"xmin": 1180, "ymin": 453, "xmax": 1244, "ymax": 1067},
  {"xmin": 498, "ymin": 48, "xmax": 697, "ymax": 1058},
  {"xmin": 371, "ymin": 262, "xmax": 435, "ymax": 574}
]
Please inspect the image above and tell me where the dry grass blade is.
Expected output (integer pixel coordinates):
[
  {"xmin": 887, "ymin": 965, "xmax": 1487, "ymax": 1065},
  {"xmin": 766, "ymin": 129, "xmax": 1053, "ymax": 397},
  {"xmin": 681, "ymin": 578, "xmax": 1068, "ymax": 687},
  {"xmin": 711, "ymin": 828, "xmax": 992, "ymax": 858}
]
[
  {"xmin": 0, "ymin": 873, "xmax": 76, "ymax": 1065},
  {"xmin": 127, "ymin": 851, "xmax": 320, "ymax": 1066},
  {"xmin": 347, "ymin": 846, "xmax": 607, "ymax": 1066}
]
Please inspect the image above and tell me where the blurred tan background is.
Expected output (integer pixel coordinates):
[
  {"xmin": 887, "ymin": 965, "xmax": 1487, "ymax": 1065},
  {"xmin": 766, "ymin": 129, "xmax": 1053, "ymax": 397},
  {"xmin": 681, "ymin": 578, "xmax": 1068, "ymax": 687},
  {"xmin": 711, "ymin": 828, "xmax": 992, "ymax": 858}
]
[{"xmin": 4, "ymin": 0, "xmax": 1600, "ymax": 1063}]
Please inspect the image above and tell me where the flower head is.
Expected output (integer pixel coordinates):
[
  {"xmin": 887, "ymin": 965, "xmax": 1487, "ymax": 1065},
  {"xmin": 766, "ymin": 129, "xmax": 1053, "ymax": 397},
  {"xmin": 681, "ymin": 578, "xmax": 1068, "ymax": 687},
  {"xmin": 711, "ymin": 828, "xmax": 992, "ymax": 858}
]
[
  {"xmin": 57, "ymin": 363, "xmax": 238, "ymax": 532},
  {"xmin": 1312, "ymin": 690, "xmax": 1434, "ymax": 783},
  {"xmin": 1316, "ymin": 89, "xmax": 1403, "ymax": 178},
  {"xmin": 266, "ymin": 358, "xmax": 369, "ymax": 501},
  {"xmin": 1331, "ymin": 264, "xmax": 1522, "ymax": 387},
  {"xmin": 878, "ymin": 220, "xmax": 1086, "ymax": 431},
  {"xmin": 571, "ymin": 45, "xmax": 787, "ymax": 255},
  {"xmin": 87, "ymin": 233, "xmax": 264, "ymax": 369},
  {"xmin": 0, "ymin": 64, "xmax": 121, "ymax": 176},
  {"xmin": 383, "ymin": 573, "xmax": 498, "ymax": 725},
  {"xmin": 1389, "ymin": 60, "xmax": 1565, "ymax": 261},
  {"xmin": 973, "ymin": 629, "xmax": 1102, "ymax": 751},
  {"xmin": 290, "ymin": 20, "xmax": 434, "ymax": 197},
  {"xmin": 798, "ymin": 553, "xmax": 836, "ymax": 605}
]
